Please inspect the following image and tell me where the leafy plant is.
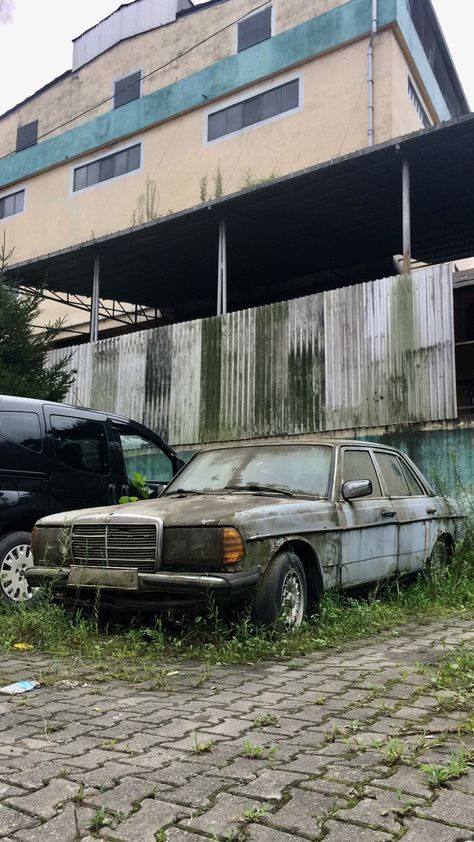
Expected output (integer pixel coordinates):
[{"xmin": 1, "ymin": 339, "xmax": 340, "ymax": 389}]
[
  {"xmin": 193, "ymin": 732, "xmax": 215, "ymax": 754},
  {"xmin": 242, "ymin": 169, "xmax": 280, "ymax": 190},
  {"xmin": 420, "ymin": 750, "xmax": 472, "ymax": 787},
  {"xmin": 119, "ymin": 472, "xmax": 152, "ymax": 504},
  {"xmin": 243, "ymin": 804, "xmax": 269, "ymax": 822},
  {"xmin": 253, "ymin": 713, "xmax": 278, "ymax": 728},
  {"xmin": 0, "ymin": 241, "xmax": 75, "ymax": 401}
]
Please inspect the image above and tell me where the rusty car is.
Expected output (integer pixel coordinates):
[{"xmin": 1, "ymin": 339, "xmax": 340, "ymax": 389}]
[{"xmin": 27, "ymin": 440, "xmax": 465, "ymax": 626}]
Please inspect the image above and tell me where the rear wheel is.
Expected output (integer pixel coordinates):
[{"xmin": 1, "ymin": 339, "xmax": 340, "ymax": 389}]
[
  {"xmin": 425, "ymin": 536, "xmax": 452, "ymax": 579},
  {"xmin": 251, "ymin": 550, "xmax": 307, "ymax": 628},
  {"xmin": 0, "ymin": 532, "xmax": 37, "ymax": 605}
]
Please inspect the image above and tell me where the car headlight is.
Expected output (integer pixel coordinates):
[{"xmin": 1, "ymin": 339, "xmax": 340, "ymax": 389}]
[
  {"xmin": 31, "ymin": 526, "xmax": 71, "ymax": 566},
  {"xmin": 162, "ymin": 527, "xmax": 245, "ymax": 570}
]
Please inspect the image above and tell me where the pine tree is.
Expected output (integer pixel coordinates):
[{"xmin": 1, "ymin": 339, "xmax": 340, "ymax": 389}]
[{"xmin": 0, "ymin": 252, "xmax": 75, "ymax": 402}]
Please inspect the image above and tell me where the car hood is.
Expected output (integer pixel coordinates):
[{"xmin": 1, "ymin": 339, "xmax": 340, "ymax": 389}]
[{"xmin": 37, "ymin": 493, "xmax": 337, "ymax": 540}]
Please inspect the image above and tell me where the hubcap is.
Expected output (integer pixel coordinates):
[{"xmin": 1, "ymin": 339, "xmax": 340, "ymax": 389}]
[
  {"xmin": 0, "ymin": 544, "xmax": 36, "ymax": 602},
  {"xmin": 281, "ymin": 568, "xmax": 305, "ymax": 628}
]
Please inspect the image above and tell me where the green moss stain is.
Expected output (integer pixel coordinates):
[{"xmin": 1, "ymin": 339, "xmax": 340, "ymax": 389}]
[
  {"xmin": 199, "ymin": 316, "xmax": 222, "ymax": 442},
  {"xmin": 255, "ymin": 301, "xmax": 289, "ymax": 435}
]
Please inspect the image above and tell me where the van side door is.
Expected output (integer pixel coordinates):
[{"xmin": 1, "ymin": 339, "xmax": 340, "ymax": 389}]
[
  {"xmin": 44, "ymin": 407, "xmax": 123, "ymax": 513},
  {"xmin": 0, "ymin": 408, "xmax": 49, "ymax": 528},
  {"xmin": 111, "ymin": 422, "xmax": 179, "ymax": 499}
]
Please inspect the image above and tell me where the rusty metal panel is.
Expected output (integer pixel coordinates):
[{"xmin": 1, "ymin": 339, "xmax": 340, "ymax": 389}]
[
  {"xmin": 73, "ymin": 0, "xmax": 179, "ymax": 71},
  {"xmin": 167, "ymin": 319, "xmax": 202, "ymax": 445},
  {"xmin": 323, "ymin": 264, "xmax": 456, "ymax": 429}
]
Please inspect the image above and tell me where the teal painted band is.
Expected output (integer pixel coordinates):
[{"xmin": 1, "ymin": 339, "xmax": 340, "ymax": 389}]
[
  {"xmin": 395, "ymin": 0, "xmax": 450, "ymax": 121},
  {"xmin": 0, "ymin": 0, "xmax": 450, "ymax": 190}
]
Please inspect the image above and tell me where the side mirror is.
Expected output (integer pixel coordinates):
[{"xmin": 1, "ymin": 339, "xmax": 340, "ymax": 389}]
[{"xmin": 342, "ymin": 479, "xmax": 372, "ymax": 501}]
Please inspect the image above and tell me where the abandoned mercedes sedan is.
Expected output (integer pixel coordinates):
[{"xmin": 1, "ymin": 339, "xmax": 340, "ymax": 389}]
[{"xmin": 27, "ymin": 440, "xmax": 465, "ymax": 626}]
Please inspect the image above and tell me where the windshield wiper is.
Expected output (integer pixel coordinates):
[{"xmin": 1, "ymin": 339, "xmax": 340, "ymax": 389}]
[
  {"xmin": 164, "ymin": 488, "xmax": 203, "ymax": 497},
  {"xmin": 223, "ymin": 483, "xmax": 295, "ymax": 498}
]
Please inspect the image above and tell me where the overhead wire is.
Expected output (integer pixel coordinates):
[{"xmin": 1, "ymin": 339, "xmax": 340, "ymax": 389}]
[{"xmin": 0, "ymin": 1, "xmax": 271, "ymax": 163}]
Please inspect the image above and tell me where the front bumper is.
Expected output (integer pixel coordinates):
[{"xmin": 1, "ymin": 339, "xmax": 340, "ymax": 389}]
[{"xmin": 26, "ymin": 566, "xmax": 259, "ymax": 597}]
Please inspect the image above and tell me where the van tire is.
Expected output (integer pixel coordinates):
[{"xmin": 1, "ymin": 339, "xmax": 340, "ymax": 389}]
[{"xmin": 0, "ymin": 532, "xmax": 37, "ymax": 605}]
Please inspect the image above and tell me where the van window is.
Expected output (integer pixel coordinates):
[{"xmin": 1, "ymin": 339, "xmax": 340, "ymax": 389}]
[
  {"xmin": 118, "ymin": 433, "xmax": 173, "ymax": 484},
  {"xmin": 0, "ymin": 411, "xmax": 42, "ymax": 452},
  {"xmin": 51, "ymin": 415, "xmax": 109, "ymax": 475}
]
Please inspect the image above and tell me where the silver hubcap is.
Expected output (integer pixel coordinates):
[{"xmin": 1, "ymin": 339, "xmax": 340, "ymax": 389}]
[
  {"xmin": 281, "ymin": 568, "xmax": 305, "ymax": 627},
  {"xmin": 0, "ymin": 544, "xmax": 35, "ymax": 602}
]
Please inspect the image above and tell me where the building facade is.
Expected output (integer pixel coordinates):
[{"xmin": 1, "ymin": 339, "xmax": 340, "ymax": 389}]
[{"xmin": 0, "ymin": 0, "xmax": 468, "ymax": 336}]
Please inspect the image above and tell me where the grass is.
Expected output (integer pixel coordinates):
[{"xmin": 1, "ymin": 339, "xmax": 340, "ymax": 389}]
[{"xmin": 0, "ymin": 528, "xmax": 473, "ymax": 669}]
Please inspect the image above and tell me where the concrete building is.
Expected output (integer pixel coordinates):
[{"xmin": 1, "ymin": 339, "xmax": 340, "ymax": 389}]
[{"xmin": 0, "ymin": 0, "xmax": 469, "ymax": 338}]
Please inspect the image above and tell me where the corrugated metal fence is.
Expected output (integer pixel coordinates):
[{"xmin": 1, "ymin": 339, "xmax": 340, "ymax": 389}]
[{"xmin": 50, "ymin": 264, "xmax": 456, "ymax": 446}]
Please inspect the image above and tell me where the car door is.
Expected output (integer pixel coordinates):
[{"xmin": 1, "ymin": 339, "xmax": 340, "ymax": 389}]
[
  {"xmin": 111, "ymin": 422, "xmax": 177, "ymax": 499},
  {"xmin": 338, "ymin": 447, "xmax": 398, "ymax": 587},
  {"xmin": 372, "ymin": 450, "xmax": 432, "ymax": 575},
  {"xmin": 45, "ymin": 407, "xmax": 124, "ymax": 513}
]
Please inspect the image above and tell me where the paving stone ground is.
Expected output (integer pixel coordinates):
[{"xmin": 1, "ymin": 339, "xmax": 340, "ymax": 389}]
[{"xmin": 1, "ymin": 616, "xmax": 474, "ymax": 841}]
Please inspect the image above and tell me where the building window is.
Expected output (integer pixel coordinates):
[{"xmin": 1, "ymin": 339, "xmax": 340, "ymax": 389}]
[
  {"xmin": 16, "ymin": 120, "xmax": 38, "ymax": 152},
  {"xmin": 73, "ymin": 144, "xmax": 141, "ymax": 192},
  {"xmin": 114, "ymin": 71, "xmax": 142, "ymax": 109},
  {"xmin": 0, "ymin": 189, "xmax": 25, "ymax": 220},
  {"xmin": 408, "ymin": 78, "xmax": 430, "ymax": 128},
  {"xmin": 208, "ymin": 79, "xmax": 299, "ymax": 142},
  {"xmin": 237, "ymin": 7, "xmax": 272, "ymax": 52}
]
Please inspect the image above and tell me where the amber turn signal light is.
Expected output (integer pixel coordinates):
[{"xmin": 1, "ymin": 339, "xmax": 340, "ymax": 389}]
[{"xmin": 222, "ymin": 527, "xmax": 245, "ymax": 565}]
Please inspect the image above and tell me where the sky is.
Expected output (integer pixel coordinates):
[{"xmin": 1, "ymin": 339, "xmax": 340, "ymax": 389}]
[{"xmin": 0, "ymin": 0, "xmax": 472, "ymax": 116}]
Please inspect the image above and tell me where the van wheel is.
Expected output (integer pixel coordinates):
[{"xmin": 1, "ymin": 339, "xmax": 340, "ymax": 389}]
[
  {"xmin": 251, "ymin": 550, "xmax": 307, "ymax": 628},
  {"xmin": 0, "ymin": 532, "xmax": 37, "ymax": 605}
]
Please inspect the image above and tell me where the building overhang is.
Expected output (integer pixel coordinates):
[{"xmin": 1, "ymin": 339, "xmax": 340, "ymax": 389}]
[{"xmin": 9, "ymin": 114, "xmax": 474, "ymax": 320}]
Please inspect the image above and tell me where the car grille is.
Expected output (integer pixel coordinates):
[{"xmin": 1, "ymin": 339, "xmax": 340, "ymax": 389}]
[{"xmin": 71, "ymin": 523, "xmax": 158, "ymax": 573}]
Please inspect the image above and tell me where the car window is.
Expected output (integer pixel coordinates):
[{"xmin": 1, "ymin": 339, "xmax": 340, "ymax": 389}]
[
  {"xmin": 342, "ymin": 449, "xmax": 381, "ymax": 497},
  {"xmin": 0, "ymin": 411, "xmax": 42, "ymax": 452},
  {"xmin": 51, "ymin": 415, "xmax": 109, "ymax": 475},
  {"xmin": 164, "ymin": 445, "xmax": 333, "ymax": 497},
  {"xmin": 375, "ymin": 452, "xmax": 410, "ymax": 496},
  {"xmin": 400, "ymin": 460, "xmax": 425, "ymax": 495},
  {"xmin": 118, "ymin": 433, "xmax": 173, "ymax": 484}
]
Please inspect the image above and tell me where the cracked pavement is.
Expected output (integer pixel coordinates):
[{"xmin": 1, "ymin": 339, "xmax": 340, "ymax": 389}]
[{"xmin": 0, "ymin": 617, "xmax": 474, "ymax": 841}]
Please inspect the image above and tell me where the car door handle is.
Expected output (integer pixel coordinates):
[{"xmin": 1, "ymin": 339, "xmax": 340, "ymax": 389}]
[
  {"xmin": 381, "ymin": 509, "xmax": 396, "ymax": 518},
  {"xmin": 426, "ymin": 507, "xmax": 436, "ymax": 515}
]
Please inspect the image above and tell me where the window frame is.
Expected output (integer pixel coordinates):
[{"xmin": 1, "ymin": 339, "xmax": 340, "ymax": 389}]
[
  {"xmin": 205, "ymin": 73, "xmax": 303, "ymax": 145},
  {"xmin": 70, "ymin": 139, "xmax": 143, "ymax": 196},
  {"xmin": 0, "ymin": 187, "xmax": 26, "ymax": 221},
  {"xmin": 16, "ymin": 120, "xmax": 38, "ymax": 152},
  {"xmin": 340, "ymin": 447, "xmax": 384, "ymax": 499},
  {"xmin": 236, "ymin": 5, "xmax": 274, "ymax": 53},
  {"xmin": 113, "ymin": 68, "xmax": 143, "ymax": 110},
  {"xmin": 408, "ymin": 77, "xmax": 431, "ymax": 129}
]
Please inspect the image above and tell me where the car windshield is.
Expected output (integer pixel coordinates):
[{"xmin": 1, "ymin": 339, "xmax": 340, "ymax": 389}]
[{"xmin": 164, "ymin": 445, "xmax": 333, "ymax": 498}]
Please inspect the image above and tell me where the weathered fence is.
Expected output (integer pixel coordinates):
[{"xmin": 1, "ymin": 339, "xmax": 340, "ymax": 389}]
[{"xmin": 50, "ymin": 264, "xmax": 456, "ymax": 447}]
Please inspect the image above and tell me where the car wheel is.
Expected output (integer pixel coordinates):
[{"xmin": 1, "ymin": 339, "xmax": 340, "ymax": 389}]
[
  {"xmin": 251, "ymin": 550, "xmax": 307, "ymax": 628},
  {"xmin": 425, "ymin": 536, "xmax": 452, "ymax": 578},
  {"xmin": 0, "ymin": 532, "xmax": 37, "ymax": 605}
]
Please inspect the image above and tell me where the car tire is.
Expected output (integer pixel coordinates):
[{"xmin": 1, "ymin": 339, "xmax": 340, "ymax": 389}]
[
  {"xmin": 0, "ymin": 531, "xmax": 37, "ymax": 605},
  {"xmin": 425, "ymin": 536, "xmax": 452, "ymax": 579},
  {"xmin": 251, "ymin": 550, "xmax": 307, "ymax": 628}
]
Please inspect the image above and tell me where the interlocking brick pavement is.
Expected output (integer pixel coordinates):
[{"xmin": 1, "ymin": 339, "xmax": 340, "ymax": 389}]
[{"xmin": 0, "ymin": 616, "xmax": 473, "ymax": 840}]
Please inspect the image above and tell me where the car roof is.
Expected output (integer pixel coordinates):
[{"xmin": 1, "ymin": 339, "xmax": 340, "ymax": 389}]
[{"xmin": 200, "ymin": 439, "xmax": 405, "ymax": 454}]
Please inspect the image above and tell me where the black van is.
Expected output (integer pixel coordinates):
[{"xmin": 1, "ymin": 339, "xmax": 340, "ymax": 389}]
[{"xmin": 0, "ymin": 395, "xmax": 184, "ymax": 605}]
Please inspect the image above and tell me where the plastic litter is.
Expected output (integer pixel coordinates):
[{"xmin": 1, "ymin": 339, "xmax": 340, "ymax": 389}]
[{"xmin": 0, "ymin": 680, "xmax": 40, "ymax": 695}]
